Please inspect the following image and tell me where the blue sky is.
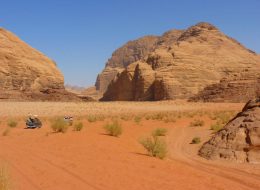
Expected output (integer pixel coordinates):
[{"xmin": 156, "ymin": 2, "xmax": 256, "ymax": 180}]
[{"xmin": 1, "ymin": 0, "xmax": 260, "ymax": 87}]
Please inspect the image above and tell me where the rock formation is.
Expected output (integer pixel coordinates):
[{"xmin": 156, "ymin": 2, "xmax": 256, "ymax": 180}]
[
  {"xmin": 97, "ymin": 22, "xmax": 260, "ymax": 102},
  {"xmin": 0, "ymin": 28, "xmax": 81, "ymax": 101},
  {"xmin": 95, "ymin": 36, "xmax": 159, "ymax": 94},
  {"xmin": 199, "ymin": 98, "xmax": 260, "ymax": 163}
]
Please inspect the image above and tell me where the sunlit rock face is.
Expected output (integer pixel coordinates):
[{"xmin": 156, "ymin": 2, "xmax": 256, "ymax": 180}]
[{"xmin": 100, "ymin": 22, "xmax": 260, "ymax": 101}]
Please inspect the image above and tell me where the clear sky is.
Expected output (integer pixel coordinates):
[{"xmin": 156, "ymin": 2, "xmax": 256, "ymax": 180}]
[{"xmin": 1, "ymin": 0, "xmax": 260, "ymax": 87}]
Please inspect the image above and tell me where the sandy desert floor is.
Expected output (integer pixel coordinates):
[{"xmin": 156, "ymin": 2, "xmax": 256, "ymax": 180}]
[{"xmin": 0, "ymin": 101, "xmax": 260, "ymax": 190}]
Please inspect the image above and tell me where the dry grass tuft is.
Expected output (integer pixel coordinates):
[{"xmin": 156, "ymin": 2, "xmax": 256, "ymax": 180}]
[
  {"xmin": 139, "ymin": 135, "xmax": 167, "ymax": 159},
  {"xmin": 104, "ymin": 120, "xmax": 122, "ymax": 137},
  {"xmin": 189, "ymin": 119, "xmax": 205, "ymax": 127},
  {"xmin": 73, "ymin": 122, "xmax": 84, "ymax": 131},
  {"xmin": 152, "ymin": 128, "xmax": 168, "ymax": 137},
  {"xmin": 7, "ymin": 120, "xmax": 18, "ymax": 128},
  {"xmin": 51, "ymin": 118, "xmax": 69, "ymax": 133},
  {"xmin": 191, "ymin": 137, "xmax": 201, "ymax": 144}
]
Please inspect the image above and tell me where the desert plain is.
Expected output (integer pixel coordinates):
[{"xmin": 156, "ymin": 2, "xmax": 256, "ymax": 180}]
[{"xmin": 0, "ymin": 101, "xmax": 260, "ymax": 190}]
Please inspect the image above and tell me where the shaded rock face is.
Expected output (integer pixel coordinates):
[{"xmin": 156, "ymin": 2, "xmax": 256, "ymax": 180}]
[
  {"xmin": 0, "ymin": 28, "xmax": 81, "ymax": 101},
  {"xmin": 95, "ymin": 36, "xmax": 159, "ymax": 93},
  {"xmin": 199, "ymin": 98, "xmax": 260, "ymax": 163},
  {"xmin": 100, "ymin": 22, "xmax": 260, "ymax": 101},
  {"xmin": 101, "ymin": 61, "xmax": 155, "ymax": 101}
]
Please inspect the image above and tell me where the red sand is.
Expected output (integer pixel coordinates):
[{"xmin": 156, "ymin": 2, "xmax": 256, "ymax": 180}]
[{"xmin": 0, "ymin": 118, "xmax": 260, "ymax": 190}]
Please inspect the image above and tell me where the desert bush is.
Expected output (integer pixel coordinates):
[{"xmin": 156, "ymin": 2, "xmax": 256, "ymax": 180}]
[
  {"xmin": 51, "ymin": 118, "xmax": 68, "ymax": 133},
  {"xmin": 139, "ymin": 135, "xmax": 167, "ymax": 159},
  {"xmin": 151, "ymin": 113, "xmax": 165, "ymax": 121},
  {"xmin": 73, "ymin": 122, "xmax": 84, "ymax": 131},
  {"xmin": 209, "ymin": 111, "xmax": 235, "ymax": 123},
  {"xmin": 87, "ymin": 114, "xmax": 105, "ymax": 123},
  {"xmin": 7, "ymin": 120, "xmax": 17, "ymax": 128},
  {"xmin": 191, "ymin": 137, "xmax": 201, "ymax": 144},
  {"xmin": 152, "ymin": 128, "xmax": 168, "ymax": 137},
  {"xmin": 189, "ymin": 119, "xmax": 204, "ymax": 127},
  {"xmin": 104, "ymin": 120, "xmax": 122, "ymax": 137},
  {"xmin": 87, "ymin": 115, "xmax": 97, "ymax": 123},
  {"xmin": 163, "ymin": 117, "xmax": 176, "ymax": 123},
  {"xmin": 145, "ymin": 114, "xmax": 151, "ymax": 120},
  {"xmin": 0, "ymin": 165, "xmax": 11, "ymax": 190},
  {"xmin": 2, "ymin": 129, "xmax": 10, "ymax": 136},
  {"xmin": 134, "ymin": 116, "xmax": 142, "ymax": 124},
  {"xmin": 210, "ymin": 122, "xmax": 224, "ymax": 132},
  {"xmin": 185, "ymin": 111, "xmax": 196, "ymax": 118}
]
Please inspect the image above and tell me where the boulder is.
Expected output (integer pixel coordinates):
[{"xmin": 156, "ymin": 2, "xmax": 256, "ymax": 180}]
[{"xmin": 199, "ymin": 98, "xmax": 260, "ymax": 163}]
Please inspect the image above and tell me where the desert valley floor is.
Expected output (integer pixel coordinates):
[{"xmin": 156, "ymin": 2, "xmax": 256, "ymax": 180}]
[{"xmin": 0, "ymin": 101, "xmax": 260, "ymax": 190}]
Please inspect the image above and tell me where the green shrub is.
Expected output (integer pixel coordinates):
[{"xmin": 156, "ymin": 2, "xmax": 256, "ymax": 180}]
[
  {"xmin": 73, "ymin": 122, "xmax": 84, "ymax": 131},
  {"xmin": 7, "ymin": 120, "xmax": 17, "ymax": 128},
  {"xmin": 2, "ymin": 129, "xmax": 10, "ymax": 136},
  {"xmin": 152, "ymin": 128, "xmax": 168, "ymax": 137},
  {"xmin": 51, "ymin": 118, "xmax": 68, "ymax": 133},
  {"xmin": 189, "ymin": 119, "xmax": 204, "ymax": 127},
  {"xmin": 104, "ymin": 120, "xmax": 122, "ymax": 137},
  {"xmin": 139, "ymin": 135, "xmax": 167, "ymax": 159},
  {"xmin": 0, "ymin": 165, "xmax": 11, "ymax": 190},
  {"xmin": 191, "ymin": 137, "xmax": 201, "ymax": 144}
]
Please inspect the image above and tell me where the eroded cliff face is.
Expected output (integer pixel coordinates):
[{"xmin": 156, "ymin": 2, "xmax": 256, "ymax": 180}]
[
  {"xmin": 95, "ymin": 35, "xmax": 159, "ymax": 93},
  {"xmin": 0, "ymin": 28, "xmax": 82, "ymax": 101},
  {"xmin": 199, "ymin": 98, "xmax": 260, "ymax": 164},
  {"xmin": 100, "ymin": 22, "xmax": 260, "ymax": 102}
]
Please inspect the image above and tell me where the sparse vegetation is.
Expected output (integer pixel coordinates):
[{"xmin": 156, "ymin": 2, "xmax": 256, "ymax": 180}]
[
  {"xmin": 51, "ymin": 118, "xmax": 69, "ymax": 133},
  {"xmin": 73, "ymin": 122, "xmax": 84, "ymax": 131},
  {"xmin": 120, "ymin": 114, "xmax": 133, "ymax": 121},
  {"xmin": 139, "ymin": 127, "xmax": 168, "ymax": 159},
  {"xmin": 134, "ymin": 116, "xmax": 142, "ymax": 124},
  {"xmin": 104, "ymin": 120, "xmax": 122, "ymax": 137},
  {"xmin": 189, "ymin": 119, "xmax": 205, "ymax": 127},
  {"xmin": 87, "ymin": 115, "xmax": 97, "ymax": 122},
  {"xmin": 87, "ymin": 114, "xmax": 105, "ymax": 123},
  {"xmin": 209, "ymin": 111, "xmax": 236, "ymax": 132},
  {"xmin": 152, "ymin": 128, "xmax": 168, "ymax": 137},
  {"xmin": 139, "ymin": 135, "xmax": 167, "ymax": 159},
  {"xmin": 191, "ymin": 137, "xmax": 201, "ymax": 144},
  {"xmin": 7, "ymin": 120, "xmax": 17, "ymax": 128},
  {"xmin": 0, "ymin": 165, "xmax": 11, "ymax": 190},
  {"xmin": 210, "ymin": 123, "xmax": 223, "ymax": 132},
  {"xmin": 2, "ymin": 129, "xmax": 10, "ymax": 136}
]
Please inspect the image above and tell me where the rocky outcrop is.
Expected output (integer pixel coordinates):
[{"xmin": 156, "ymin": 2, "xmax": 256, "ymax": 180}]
[
  {"xmin": 101, "ymin": 61, "xmax": 155, "ymax": 101},
  {"xmin": 0, "ymin": 28, "xmax": 82, "ymax": 101},
  {"xmin": 199, "ymin": 98, "xmax": 260, "ymax": 163},
  {"xmin": 95, "ymin": 36, "xmax": 159, "ymax": 94},
  {"xmin": 100, "ymin": 22, "xmax": 260, "ymax": 101}
]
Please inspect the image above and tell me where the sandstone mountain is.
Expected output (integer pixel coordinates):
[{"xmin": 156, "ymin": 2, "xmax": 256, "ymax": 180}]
[
  {"xmin": 94, "ymin": 22, "xmax": 260, "ymax": 102},
  {"xmin": 0, "ymin": 28, "xmax": 81, "ymax": 101},
  {"xmin": 95, "ymin": 35, "xmax": 159, "ymax": 93},
  {"xmin": 199, "ymin": 98, "xmax": 260, "ymax": 163}
]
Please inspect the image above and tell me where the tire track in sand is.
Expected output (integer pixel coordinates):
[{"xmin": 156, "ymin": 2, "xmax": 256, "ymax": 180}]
[
  {"xmin": 168, "ymin": 126, "xmax": 260, "ymax": 190},
  {"xmin": 0, "ymin": 141, "xmax": 102, "ymax": 190}
]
